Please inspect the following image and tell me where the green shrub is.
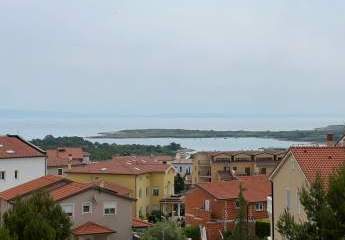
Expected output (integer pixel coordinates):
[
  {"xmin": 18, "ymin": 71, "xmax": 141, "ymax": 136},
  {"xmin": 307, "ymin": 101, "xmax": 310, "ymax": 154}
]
[
  {"xmin": 184, "ymin": 225, "xmax": 200, "ymax": 240},
  {"xmin": 255, "ymin": 221, "xmax": 270, "ymax": 239}
]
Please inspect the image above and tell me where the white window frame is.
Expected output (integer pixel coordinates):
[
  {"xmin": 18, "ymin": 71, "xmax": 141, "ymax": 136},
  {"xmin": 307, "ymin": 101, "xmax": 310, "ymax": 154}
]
[
  {"xmin": 57, "ymin": 168, "xmax": 64, "ymax": 175},
  {"xmin": 103, "ymin": 201, "xmax": 117, "ymax": 216},
  {"xmin": 61, "ymin": 203, "xmax": 74, "ymax": 218},
  {"xmin": 235, "ymin": 200, "xmax": 240, "ymax": 209},
  {"xmin": 0, "ymin": 171, "xmax": 5, "ymax": 180},
  {"xmin": 204, "ymin": 199, "xmax": 210, "ymax": 211},
  {"xmin": 152, "ymin": 187, "xmax": 160, "ymax": 197},
  {"xmin": 82, "ymin": 202, "xmax": 92, "ymax": 215},
  {"xmin": 255, "ymin": 202, "xmax": 264, "ymax": 212},
  {"xmin": 286, "ymin": 189, "xmax": 291, "ymax": 210}
]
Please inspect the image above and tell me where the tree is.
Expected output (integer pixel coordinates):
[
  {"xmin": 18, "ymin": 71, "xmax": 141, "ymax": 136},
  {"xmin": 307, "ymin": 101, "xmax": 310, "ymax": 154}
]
[
  {"xmin": 142, "ymin": 221, "xmax": 185, "ymax": 240},
  {"xmin": 3, "ymin": 191, "xmax": 72, "ymax": 240},
  {"xmin": 328, "ymin": 165, "xmax": 345, "ymax": 237},
  {"xmin": 184, "ymin": 225, "xmax": 200, "ymax": 240},
  {"xmin": 277, "ymin": 174, "xmax": 341, "ymax": 240},
  {"xmin": 174, "ymin": 173, "xmax": 185, "ymax": 194},
  {"xmin": 0, "ymin": 227, "xmax": 13, "ymax": 240},
  {"xmin": 228, "ymin": 185, "xmax": 255, "ymax": 240}
]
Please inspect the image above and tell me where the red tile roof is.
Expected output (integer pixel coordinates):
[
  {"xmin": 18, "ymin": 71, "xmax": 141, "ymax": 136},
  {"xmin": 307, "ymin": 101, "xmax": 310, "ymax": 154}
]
[
  {"xmin": 289, "ymin": 147, "xmax": 345, "ymax": 183},
  {"xmin": 132, "ymin": 218, "xmax": 153, "ymax": 228},
  {"xmin": 196, "ymin": 175, "xmax": 271, "ymax": 203},
  {"xmin": 0, "ymin": 175, "xmax": 134, "ymax": 202},
  {"xmin": 0, "ymin": 175, "xmax": 69, "ymax": 201},
  {"xmin": 0, "ymin": 135, "xmax": 45, "ymax": 159},
  {"xmin": 73, "ymin": 222, "xmax": 115, "ymax": 236},
  {"xmin": 50, "ymin": 181, "xmax": 134, "ymax": 201},
  {"xmin": 66, "ymin": 157, "xmax": 173, "ymax": 175},
  {"xmin": 47, "ymin": 148, "xmax": 89, "ymax": 167}
]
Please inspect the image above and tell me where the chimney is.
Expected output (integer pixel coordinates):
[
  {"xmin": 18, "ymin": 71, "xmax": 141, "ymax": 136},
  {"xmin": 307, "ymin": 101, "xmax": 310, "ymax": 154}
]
[
  {"xmin": 67, "ymin": 154, "xmax": 72, "ymax": 169},
  {"xmin": 326, "ymin": 134, "xmax": 335, "ymax": 147}
]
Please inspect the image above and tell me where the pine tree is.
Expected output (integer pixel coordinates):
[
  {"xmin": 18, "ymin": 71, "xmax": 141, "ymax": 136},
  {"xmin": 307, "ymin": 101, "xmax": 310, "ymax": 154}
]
[
  {"xmin": 3, "ymin": 191, "xmax": 72, "ymax": 240},
  {"xmin": 277, "ymin": 174, "xmax": 340, "ymax": 240},
  {"xmin": 229, "ymin": 184, "xmax": 255, "ymax": 240}
]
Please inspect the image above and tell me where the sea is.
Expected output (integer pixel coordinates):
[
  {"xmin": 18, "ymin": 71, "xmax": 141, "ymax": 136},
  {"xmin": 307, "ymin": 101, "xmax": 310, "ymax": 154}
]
[{"xmin": 0, "ymin": 116, "xmax": 343, "ymax": 151}]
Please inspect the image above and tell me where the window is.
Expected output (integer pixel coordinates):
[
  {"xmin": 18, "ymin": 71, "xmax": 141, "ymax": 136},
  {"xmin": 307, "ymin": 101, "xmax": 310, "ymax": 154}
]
[
  {"xmin": 179, "ymin": 166, "xmax": 183, "ymax": 172},
  {"xmin": 57, "ymin": 168, "xmax": 63, "ymax": 175},
  {"xmin": 82, "ymin": 202, "xmax": 92, "ymax": 214},
  {"xmin": 0, "ymin": 171, "xmax": 5, "ymax": 180},
  {"xmin": 152, "ymin": 188, "xmax": 159, "ymax": 196},
  {"xmin": 61, "ymin": 204, "xmax": 74, "ymax": 217},
  {"xmin": 245, "ymin": 167, "xmax": 251, "ymax": 176},
  {"xmin": 255, "ymin": 202, "xmax": 264, "ymax": 211},
  {"xmin": 14, "ymin": 170, "xmax": 19, "ymax": 180},
  {"xmin": 296, "ymin": 191, "xmax": 301, "ymax": 214},
  {"xmin": 235, "ymin": 200, "xmax": 240, "ymax": 209},
  {"xmin": 204, "ymin": 200, "xmax": 210, "ymax": 211},
  {"xmin": 286, "ymin": 189, "xmax": 291, "ymax": 210},
  {"xmin": 233, "ymin": 167, "xmax": 237, "ymax": 171},
  {"xmin": 260, "ymin": 168, "xmax": 266, "ymax": 175},
  {"xmin": 104, "ymin": 201, "xmax": 116, "ymax": 215}
]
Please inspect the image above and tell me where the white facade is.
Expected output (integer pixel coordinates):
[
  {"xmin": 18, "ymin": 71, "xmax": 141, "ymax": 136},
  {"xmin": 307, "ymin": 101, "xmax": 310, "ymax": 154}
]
[
  {"xmin": 173, "ymin": 163, "xmax": 192, "ymax": 176},
  {"xmin": 0, "ymin": 157, "xmax": 46, "ymax": 191}
]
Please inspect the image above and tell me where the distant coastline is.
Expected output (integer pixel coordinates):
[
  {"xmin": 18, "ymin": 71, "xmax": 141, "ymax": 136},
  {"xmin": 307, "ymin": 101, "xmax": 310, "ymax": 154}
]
[{"xmin": 90, "ymin": 125, "xmax": 345, "ymax": 143}]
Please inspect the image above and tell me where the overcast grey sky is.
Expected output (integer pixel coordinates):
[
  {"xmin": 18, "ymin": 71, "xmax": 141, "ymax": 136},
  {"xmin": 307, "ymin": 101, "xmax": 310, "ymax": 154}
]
[{"xmin": 1, "ymin": 0, "xmax": 344, "ymax": 117}]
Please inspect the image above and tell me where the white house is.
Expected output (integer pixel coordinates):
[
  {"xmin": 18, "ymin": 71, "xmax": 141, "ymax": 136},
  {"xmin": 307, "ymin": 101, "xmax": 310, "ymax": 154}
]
[
  {"xmin": 172, "ymin": 158, "xmax": 192, "ymax": 176},
  {"xmin": 0, "ymin": 135, "xmax": 46, "ymax": 191}
]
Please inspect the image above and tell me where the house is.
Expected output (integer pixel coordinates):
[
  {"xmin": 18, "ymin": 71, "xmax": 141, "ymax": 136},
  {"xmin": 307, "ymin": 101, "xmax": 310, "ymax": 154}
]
[
  {"xmin": 191, "ymin": 150, "xmax": 285, "ymax": 184},
  {"xmin": 0, "ymin": 175, "xmax": 135, "ymax": 240},
  {"xmin": 0, "ymin": 135, "xmax": 46, "ymax": 191},
  {"xmin": 132, "ymin": 218, "xmax": 153, "ymax": 240},
  {"xmin": 337, "ymin": 133, "xmax": 345, "ymax": 147},
  {"xmin": 269, "ymin": 146, "xmax": 345, "ymax": 240},
  {"xmin": 47, "ymin": 147, "xmax": 90, "ymax": 176},
  {"xmin": 65, "ymin": 155, "xmax": 176, "ymax": 219},
  {"xmin": 185, "ymin": 175, "xmax": 271, "ymax": 240},
  {"xmin": 172, "ymin": 158, "xmax": 192, "ymax": 176}
]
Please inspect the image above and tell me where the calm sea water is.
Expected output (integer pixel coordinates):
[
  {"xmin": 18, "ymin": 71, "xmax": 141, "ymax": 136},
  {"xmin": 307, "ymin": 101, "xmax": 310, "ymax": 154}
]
[{"xmin": 0, "ymin": 116, "xmax": 342, "ymax": 151}]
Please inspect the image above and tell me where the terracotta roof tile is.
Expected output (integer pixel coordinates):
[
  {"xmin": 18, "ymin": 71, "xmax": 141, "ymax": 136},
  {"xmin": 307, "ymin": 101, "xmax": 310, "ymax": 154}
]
[
  {"xmin": 132, "ymin": 218, "xmax": 153, "ymax": 228},
  {"xmin": 47, "ymin": 148, "xmax": 89, "ymax": 167},
  {"xmin": 0, "ymin": 135, "xmax": 45, "ymax": 159},
  {"xmin": 66, "ymin": 157, "xmax": 172, "ymax": 175},
  {"xmin": 290, "ymin": 146, "xmax": 345, "ymax": 183},
  {"xmin": 196, "ymin": 175, "xmax": 271, "ymax": 202},
  {"xmin": 73, "ymin": 222, "xmax": 115, "ymax": 236},
  {"xmin": 0, "ymin": 175, "xmax": 68, "ymax": 201}
]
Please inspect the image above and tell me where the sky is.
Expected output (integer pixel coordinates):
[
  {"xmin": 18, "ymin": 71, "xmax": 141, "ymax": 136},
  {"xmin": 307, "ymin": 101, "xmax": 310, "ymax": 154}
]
[{"xmin": 0, "ymin": 0, "xmax": 345, "ymax": 117}]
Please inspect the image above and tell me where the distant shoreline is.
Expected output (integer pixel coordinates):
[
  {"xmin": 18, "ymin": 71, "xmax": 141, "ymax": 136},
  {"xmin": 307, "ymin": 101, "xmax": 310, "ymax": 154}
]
[{"xmin": 89, "ymin": 125, "xmax": 345, "ymax": 143}]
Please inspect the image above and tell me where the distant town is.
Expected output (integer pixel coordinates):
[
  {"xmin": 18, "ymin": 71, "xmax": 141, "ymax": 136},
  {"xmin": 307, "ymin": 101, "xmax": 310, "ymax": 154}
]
[{"xmin": 1, "ymin": 132, "xmax": 345, "ymax": 240}]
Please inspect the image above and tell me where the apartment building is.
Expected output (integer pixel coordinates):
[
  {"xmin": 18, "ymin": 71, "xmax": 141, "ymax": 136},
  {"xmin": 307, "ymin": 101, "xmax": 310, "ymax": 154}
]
[
  {"xmin": 185, "ymin": 175, "xmax": 271, "ymax": 240},
  {"xmin": 65, "ymin": 155, "xmax": 176, "ymax": 218},
  {"xmin": 191, "ymin": 150, "xmax": 285, "ymax": 184},
  {"xmin": 0, "ymin": 175, "xmax": 135, "ymax": 240},
  {"xmin": 0, "ymin": 135, "xmax": 46, "ymax": 191},
  {"xmin": 47, "ymin": 147, "xmax": 90, "ymax": 176},
  {"xmin": 269, "ymin": 146, "xmax": 345, "ymax": 240}
]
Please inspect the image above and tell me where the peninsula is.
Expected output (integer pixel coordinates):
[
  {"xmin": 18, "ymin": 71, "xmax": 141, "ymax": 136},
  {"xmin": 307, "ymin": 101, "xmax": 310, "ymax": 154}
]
[{"xmin": 91, "ymin": 125, "xmax": 345, "ymax": 143}]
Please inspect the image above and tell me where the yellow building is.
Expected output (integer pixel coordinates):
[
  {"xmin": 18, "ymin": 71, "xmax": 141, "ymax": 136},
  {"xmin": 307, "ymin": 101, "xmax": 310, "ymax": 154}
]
[
  {"xmin": 65, "ymin": 156, "xmax": 176, "ymax": 219},
  {"xmin": 269, "ymin": 146, "xmax": 345, "ymax": 240},
  {"xmin": 191, "ymin": 150, "xmax": 286, "ymax": 184}
]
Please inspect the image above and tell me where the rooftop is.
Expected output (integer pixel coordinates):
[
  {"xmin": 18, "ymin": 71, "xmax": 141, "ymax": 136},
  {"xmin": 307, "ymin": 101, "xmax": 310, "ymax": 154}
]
[
  {"xmin": 289, "ymin": 146, "xmax": 345, "ymax": 183},
  {"xmin": 196, "ymin": 175, "xmax": 271, "ymax": 203},
  {"xmin": 0, "ymin": 175, "xmax": 134, "ymax": 202},
  {"xmin": 47, "ymin": 147, "xmax": 89, "ymax": 167},
  {"xmin": 66, "ymin": 156, "xmax": 173, "ymax": 175},
  {"xmin": 73, "ymin": 222, "xmax": 115, "ymax": 236},
  {"xmin": 0, "ymin": 135, "xmax": 46, "ymax": 159}
]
